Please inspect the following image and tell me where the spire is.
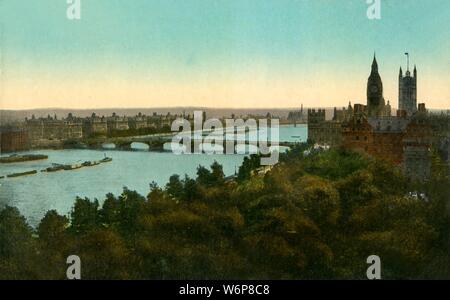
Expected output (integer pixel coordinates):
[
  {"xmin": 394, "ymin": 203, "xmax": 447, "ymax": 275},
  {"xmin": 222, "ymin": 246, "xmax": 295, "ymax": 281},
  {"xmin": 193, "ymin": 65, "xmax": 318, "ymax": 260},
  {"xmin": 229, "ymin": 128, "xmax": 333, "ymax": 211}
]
[
  {"xmin": 371, "ymin": 53, "xmax": 378, "ymax": 73},
  {"xmin": 399, "ymin": 66, "xmax": 403, "ymax": 77},
  {"xmin": 405, "ymin": 52, "xmax": 410, "ymax": 71}
]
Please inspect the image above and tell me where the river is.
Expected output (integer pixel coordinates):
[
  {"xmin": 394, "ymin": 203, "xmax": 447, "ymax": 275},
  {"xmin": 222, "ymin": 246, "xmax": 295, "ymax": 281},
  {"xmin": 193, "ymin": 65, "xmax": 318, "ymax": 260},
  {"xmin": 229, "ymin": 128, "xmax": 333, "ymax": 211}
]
[{"xmin": 0, "ymin": 125, "xmax": 307, "ymax": 226}]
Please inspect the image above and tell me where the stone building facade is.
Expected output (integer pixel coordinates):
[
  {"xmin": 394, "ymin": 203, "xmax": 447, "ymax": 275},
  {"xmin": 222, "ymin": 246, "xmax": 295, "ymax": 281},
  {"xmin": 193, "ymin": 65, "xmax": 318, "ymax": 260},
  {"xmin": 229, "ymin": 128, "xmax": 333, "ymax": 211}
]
[
  {"xmin": 402, "ymin": 110, "xmax": 433, "ymax": 181},
  {"xmin": 25, "ymin": 115, "xmax": 83, "ymax": 145},
  {"xmin": 107, "ymin": 113, "xmax": 129, "ymax": 133},
  {"xmin": 23, "ymin": 111, "xmax": 191, "ymax": 142},
  {"xmin": 307, "ymin": 108, "xmax": 343, "ymax": 146},
  {"xmin": 82, "ymin": 113, "xmax": 108, "ymax": 137},
  {"xmin": 128, "ymin": 113, "xmax": 148, "ymax": 130},
  {"xmin": 341, "ymin": 104, "xmax": 432, "ymax": 180},
  {"xmin": 0, "ymin": 129, "xmax": 29, "ymax": 153}
]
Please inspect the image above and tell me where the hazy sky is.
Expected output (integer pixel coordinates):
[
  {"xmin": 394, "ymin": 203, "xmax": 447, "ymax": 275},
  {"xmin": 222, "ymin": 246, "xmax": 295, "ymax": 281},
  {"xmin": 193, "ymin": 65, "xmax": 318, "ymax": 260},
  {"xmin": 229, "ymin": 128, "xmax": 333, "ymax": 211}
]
[{"xmin": 1, "ymin": 0, "xmax": 449, "ymax": 110}]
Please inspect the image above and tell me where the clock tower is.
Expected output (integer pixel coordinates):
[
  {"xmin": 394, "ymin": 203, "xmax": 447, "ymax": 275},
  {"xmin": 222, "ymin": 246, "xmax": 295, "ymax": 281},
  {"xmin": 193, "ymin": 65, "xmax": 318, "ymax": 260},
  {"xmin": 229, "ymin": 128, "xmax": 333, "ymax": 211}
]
[{"xmin": 367, "ymin": 55, "xmax": 386, "ymax": 117}]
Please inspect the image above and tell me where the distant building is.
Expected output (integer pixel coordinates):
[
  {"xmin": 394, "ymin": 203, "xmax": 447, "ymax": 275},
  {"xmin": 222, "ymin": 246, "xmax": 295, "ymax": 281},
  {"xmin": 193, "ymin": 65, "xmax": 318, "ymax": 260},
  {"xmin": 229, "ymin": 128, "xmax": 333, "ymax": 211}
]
[
  {"xmin": 82, "ymin": 113, "xmax": 108, "ymax": 137},
  {"xmin": 129, "ymin": 112, "xmax": 148, "ymax": 130},
  {"xmin": 428, "ymin": 112, "xmax": 450, "ymax": 163},
  {"xmin": 62, "ymin": 114, "xmax": 83, "ymax": 140},
  {"xmin": 402, "ymin": 107, "xmax": 433, "ymax": 181},
  {"xmin": 367, "ymin": 55, "xmax": 391, "ymax": 117},
  {"xmin": 23, "ymin": 111, "xmax": 187, "ymax": 141},
  {"xmin": 342, "ymin": 113, "xmax": 410, "ymax": 165},
  {"xmin": 107, "ymin": 113, "xmax": 129, "ymax": 133},
  {"xmin": 25, "ymin": 114, "xmax": 82, "ymax": 144},
  {"xmin": 288, "ymin": 104, "xmax": 307, "ymax": 123},
  {"xmin": 0, "ymin": 129, "xmax": 29, "ymax": 153},
  {"xmin": 333, "ymin": 102, "xmax": 354, "ymax": 122},
  {"xmin": 26, "ymin": 115, "xmax": 45, "ymax": 143},
  {"xmin": 398, "ymin": 64, "xmax": 418, "ymax": 116},
  {"xmin": 342, "ymin": 103, "xmax": 432, "ymax": 181},
  {"xmin": 307, "ymin": 109, "xmax": 342, "ymax": 146},
  {"xmin": 307, "ymin": 54, "xmax": 436, "ymax": 181}
]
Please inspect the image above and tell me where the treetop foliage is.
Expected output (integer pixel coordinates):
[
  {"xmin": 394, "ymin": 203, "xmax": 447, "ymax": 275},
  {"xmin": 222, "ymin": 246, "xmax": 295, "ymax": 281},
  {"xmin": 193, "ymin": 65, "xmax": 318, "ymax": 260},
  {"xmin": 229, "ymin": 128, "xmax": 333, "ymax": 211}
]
[{"xmin": 1, "ymin": 145, "xmax": 449, "ymax": 279}]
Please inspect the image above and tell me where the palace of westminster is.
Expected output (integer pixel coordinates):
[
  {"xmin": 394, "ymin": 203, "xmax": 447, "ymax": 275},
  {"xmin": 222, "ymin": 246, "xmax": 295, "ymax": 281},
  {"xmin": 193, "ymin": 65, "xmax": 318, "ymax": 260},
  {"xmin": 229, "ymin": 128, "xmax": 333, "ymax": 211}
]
[{"xmin": 307, "ymin": 55, "xmax": 449, "ymax": 181}]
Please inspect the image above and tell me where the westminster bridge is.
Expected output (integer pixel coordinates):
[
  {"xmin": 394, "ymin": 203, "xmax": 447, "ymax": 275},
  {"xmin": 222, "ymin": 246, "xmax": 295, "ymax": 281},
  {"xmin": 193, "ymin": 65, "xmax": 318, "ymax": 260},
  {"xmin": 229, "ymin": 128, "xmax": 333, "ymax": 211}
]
[{"xmin": 74, "ymin": 132, "xmax": 298, "ymax": 152}]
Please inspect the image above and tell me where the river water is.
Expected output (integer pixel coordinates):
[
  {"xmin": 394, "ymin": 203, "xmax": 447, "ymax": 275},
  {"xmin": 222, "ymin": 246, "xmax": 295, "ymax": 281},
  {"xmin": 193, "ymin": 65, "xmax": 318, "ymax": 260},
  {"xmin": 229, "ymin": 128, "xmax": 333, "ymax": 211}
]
[{"xmin": 0, "ymin": 125, "xmax": 307, "ymax": 226}]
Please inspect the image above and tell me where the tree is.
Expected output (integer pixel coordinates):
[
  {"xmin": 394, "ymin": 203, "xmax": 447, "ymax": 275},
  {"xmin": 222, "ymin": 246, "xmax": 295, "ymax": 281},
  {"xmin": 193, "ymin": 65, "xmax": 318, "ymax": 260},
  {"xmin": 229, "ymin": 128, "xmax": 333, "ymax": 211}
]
[
  {"xmin": 237, "ymin": 154, "xmax": 261, "ymax": 182},
  {"xmin": 182, "ymin": 175, "xmax": 199, "ymax": 202},
  {"xmin": 38, "ymin": 210, "xmax": 69, "ymax": 246},
  {"xmin": 70, "ymin": 197, "xmax": 100, "ymax": 234},
  {"xmin": 294, "ymin": 175, "xmax": 340, "ymax": 229},
  {"xmin": 37, "ymin": 210, "xmax": 71, "ymax": 279},
  {"xmin": 196, "ymin": 165, "xmax": 212, "ymax": 186},
  {"xmin": 99, "ymin": 193, "xmax": 120, "ymax": 227},
  {"xmin": 75, "ymin": 229, "xmax": 132, "ymax": 279},
  {"xmin": 210, "ymin": 161, "xmax": 225, "ymax": 185},
  {"xmin": 117, "ymin": 187, "xmax": 146, "ymax": 238},
  {"xmin": 166, "ymin": 175, "xmax": 184, "ymax": 199},
  {"xmin": 196, "ymin": 161, "xmax": 226, "ymax": 187},
  {"xmin": 1, "ymin": 145, "xmax": 449, "ymax": 279},
  {"xmin": 0, "ymin": 206, "xmax": 37, "ymax": 279}
]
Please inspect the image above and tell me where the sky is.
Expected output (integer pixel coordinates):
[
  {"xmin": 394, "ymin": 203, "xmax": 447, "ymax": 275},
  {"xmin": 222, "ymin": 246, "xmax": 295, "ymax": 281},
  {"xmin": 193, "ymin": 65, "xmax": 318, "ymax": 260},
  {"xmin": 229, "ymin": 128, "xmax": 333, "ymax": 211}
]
[{"xmin": 0, "ymin": 0, "xmax": 449, "ymax": 110}]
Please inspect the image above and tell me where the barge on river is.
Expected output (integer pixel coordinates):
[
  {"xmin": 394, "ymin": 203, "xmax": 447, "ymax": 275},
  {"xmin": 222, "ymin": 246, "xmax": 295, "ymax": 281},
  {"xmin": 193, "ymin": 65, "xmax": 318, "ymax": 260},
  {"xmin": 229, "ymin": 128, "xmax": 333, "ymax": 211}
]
[
  {"xmin": 42, "ymin": 156, "xmax": 112, "ymax": 173},
  {"xmin": 6, "ymin": 170, "xmax": 38, "ymax": 178},
  {"xmin": 0, "ymin": 154, "xmax": 48, "ymax": 164}
]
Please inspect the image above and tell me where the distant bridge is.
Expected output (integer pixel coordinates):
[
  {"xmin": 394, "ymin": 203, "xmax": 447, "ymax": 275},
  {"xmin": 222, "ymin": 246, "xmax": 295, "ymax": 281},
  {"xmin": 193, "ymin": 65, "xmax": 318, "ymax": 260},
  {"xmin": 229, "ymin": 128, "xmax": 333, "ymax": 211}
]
[{"xmin": 80, "ymin": 132, "xmax": 299, "ymax": 152}]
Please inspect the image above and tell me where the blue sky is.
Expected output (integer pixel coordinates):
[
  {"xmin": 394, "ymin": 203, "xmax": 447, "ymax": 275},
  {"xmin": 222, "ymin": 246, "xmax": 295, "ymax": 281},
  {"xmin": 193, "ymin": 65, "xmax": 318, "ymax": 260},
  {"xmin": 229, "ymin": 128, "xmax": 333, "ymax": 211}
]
[{"xmin": 1, "ymin": 0, "xmax": 449, "ymax": 109}]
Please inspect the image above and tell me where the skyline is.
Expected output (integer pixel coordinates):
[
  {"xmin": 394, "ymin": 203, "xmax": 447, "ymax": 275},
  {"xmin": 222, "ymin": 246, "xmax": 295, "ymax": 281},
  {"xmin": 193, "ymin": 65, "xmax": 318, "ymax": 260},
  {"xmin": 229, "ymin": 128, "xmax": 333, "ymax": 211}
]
[{"xmin": 1, "ymin": 0, "xmax": 449, "ymax": 110}]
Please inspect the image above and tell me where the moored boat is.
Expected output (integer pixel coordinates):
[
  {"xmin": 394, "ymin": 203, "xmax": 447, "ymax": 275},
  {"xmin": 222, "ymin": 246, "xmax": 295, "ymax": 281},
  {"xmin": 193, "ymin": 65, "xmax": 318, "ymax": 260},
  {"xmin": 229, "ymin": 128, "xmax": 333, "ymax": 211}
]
[
  {"xmin": 45, "ymin": 164, "xmax": 65, "ymax": 172},
  {"xmin": 7, "ymin": 170, "xmax": 38, "ymax": 178},
  {"xmin": 82, "ymin": 161, "xmax": 92, "ymax": 167},
  {"xmin": 0, "ymin": 154, "xmax": 48, "ymax": 164},
  {"xmin": 99, "ymin": 157, "xmax": 113, "ymax": 163},
  {"xmin": 63, "ymin": 163, "xmax": 83, "ymax": 171},
  {"xmin": 82, "ymin": 160, "xmax": 101, "ymax": 167}
]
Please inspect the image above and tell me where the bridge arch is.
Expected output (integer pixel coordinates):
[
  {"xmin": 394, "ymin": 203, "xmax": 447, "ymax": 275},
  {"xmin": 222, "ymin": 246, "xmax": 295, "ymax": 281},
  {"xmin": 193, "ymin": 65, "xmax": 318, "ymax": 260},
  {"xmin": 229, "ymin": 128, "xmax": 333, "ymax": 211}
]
[
  {"xmin": 131, "ymin": 142, "xmax": 150, "ymax": 151},
  {"xmin": 102, "ymin": 143, "xmax": 116, "ymax": 149}
]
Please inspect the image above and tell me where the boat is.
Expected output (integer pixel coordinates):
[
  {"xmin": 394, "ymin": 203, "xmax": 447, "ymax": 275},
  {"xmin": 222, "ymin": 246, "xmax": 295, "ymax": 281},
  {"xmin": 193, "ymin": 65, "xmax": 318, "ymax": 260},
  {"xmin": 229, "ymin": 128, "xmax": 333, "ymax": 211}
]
[
  {"xmin": 0, "ymin": 154, "xmax": 48, "ymax": 164},
  {"xmin": 45, "ymin": 164, "xmax": 65, "ymax": 172},
  {"xmin": 63, "ymin": 163, "xmax": 83, "ymax": 171},
  {"xmin": 99, "ymin": 157, "xmax": 113, "ymax": 163},
  {"xmin": 82, "ymin": 161, "xmax": 92, "ymax": 167},
  {"xmin": 7, "ymin": 170, "xmax": 38, "ymax": 178},
  {"xmin": 0, "ymin": 176, "xmax": 5, "ymax": 179},
  {"xmin": 82, "ymin": 161, "xmax": 100, "ymax": 167}
]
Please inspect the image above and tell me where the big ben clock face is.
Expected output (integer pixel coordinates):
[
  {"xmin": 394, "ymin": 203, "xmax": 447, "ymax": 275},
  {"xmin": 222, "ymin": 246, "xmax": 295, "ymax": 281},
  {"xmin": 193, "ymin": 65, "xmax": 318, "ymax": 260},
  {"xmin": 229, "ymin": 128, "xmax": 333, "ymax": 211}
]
[{"xmin": 370, "ymin": 85, "xmax": 379, "ymax": 93}]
